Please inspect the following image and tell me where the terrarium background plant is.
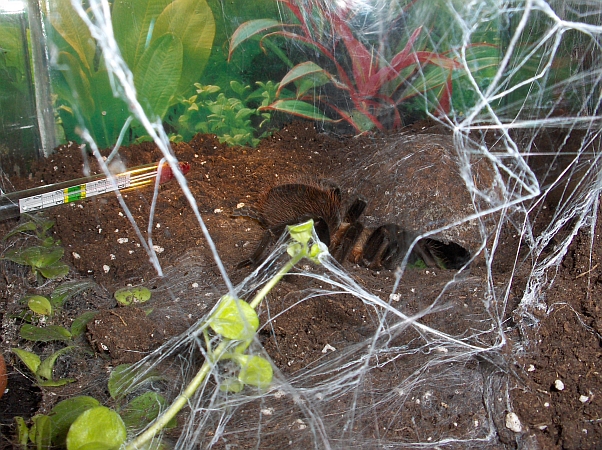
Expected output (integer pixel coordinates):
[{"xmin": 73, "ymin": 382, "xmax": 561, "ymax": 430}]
[
  {"xmin": 171, "ymin": 80, "xmax": 278, "ymax": 146},
  {"xmin": 228, "ymin": 0, "xmax": 466, "ymax": 132},
  {"xmin": 49, "ymin": 0, "xmax": 215, "ymax": 148}
]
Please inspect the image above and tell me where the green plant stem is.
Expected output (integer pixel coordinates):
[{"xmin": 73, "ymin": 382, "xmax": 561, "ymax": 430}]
[
  {"xmin": 125, "ymin": 246, "xmax": 306, "ymax": 449},
  {"xmin": 249, "ymin": 250, "xmax": 303, "ymax": 309},
  {"xmin": 124, "ymin": 341, "xmax": 226, "ymax": 450}
]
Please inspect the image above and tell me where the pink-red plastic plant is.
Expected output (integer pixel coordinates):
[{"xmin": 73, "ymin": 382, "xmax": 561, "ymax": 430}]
[{"xmin": 229, "ymin": 0, "xmax": 461, "ymax": 132}]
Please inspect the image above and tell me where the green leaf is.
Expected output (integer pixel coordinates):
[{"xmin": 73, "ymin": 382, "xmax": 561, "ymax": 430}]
[
  {"xmin": 208, "ymin": 295, "xmax": 259, "ymax": 340},
  {"xmin": 85, "ymin": 69, "xmax": 131, "ymax": 148},
  {"xmin": 112, "ymin": 0, "xmax": 173, "ymax": 69},
  {"xmin": 2, "ymin": 220, "xmax": 37, "ymax": 240},
  {"xmin": 277, "ymin": 61, "xmax": 330, "ymax": 95},
  {"xmin": 55, "ymin": 51, "xmax": 95, "ymax": 120},
  {"xmin": 1, "ymin": 248, "xmax": 28, "ymax": 265},
  {"xmin": 230, "ymin": 80, "xmax": 249, "ymax": 97},
  {"xmin": 27, "ymin": 295, "xmax": 53, "ymax": 316},
  {"xmin": 287, "ymin": 220, "xmax": 314, "ymax": 247},
  {"xmin": 236, "ymin": 355, "xmax": 273, "ymax": 389},
  {"xmin": 38, "ymin": 378, "xmax": 75, "ymax": 387},
  {"xmin": 134, "ymin": 33, "xmax": 183, "ymax": 119},
  {"xmin": 50, "ymin": 0, "xmax": 95, "ymax": 71},
  {"xmin": 49, "ymin": 396, "xmax": 101, "ymax": 447},
  {"xmin": 71, "ymin": 311, "xmax": 98, "ymax": 338},
  {"xmin": 31, "ymin": 414, "xmax": 52, "ymax": 448},
  {"xmin": 114, "ymin": 286, "xmax": 152, "ymax": 306},
  {"xmin": 19, "ymin": 245, "xmax": 64, "ymax": 269},
  {"xmin": 108, "ymin": 364, "xmax": 163, "ymax": 400},
  {"xmin": 66, "ymin": 406, "xmax": 127, "ymax": 450},
  {"xmin": 153, "ymin": 0, "xmax": 215, "ymax": 97},
  {"xmin": 219, "ymin": 378, "xmax": 244, "ymax": 393},
  {"xmin": 228, "ymin": 18, "xmax": 283, "ymax": 60},
  {"xmin": 20, "ymin": 324, "xmax": 72, "ymax": 342},
  {"xmin": 14, "ymin": 416, "xmax": 29, "ymax": 446},
  {"xmin": 37, "ymin": 346, "xmax": 75, "ymax": 381},
  {"xmin": 12, "ymin": 348, "xmax": 41, "ymax": 375},
  {"xmin": 261, "ymin": 99, "xmax": 335, "ymax": 122},
  {"xmin": 120, "ymin": 391, "xmax": 175, "ymax": 430},
  {"xmin": 38, "ymin": 261, "xmax": 70, "ymax": 280},
  {"xmin": 41, "ymin": 236, "xmax": 56, "ymax": 247},
  {"xmin": 51, "ymin": 280, "xmax": 96, "ymax": 309}
]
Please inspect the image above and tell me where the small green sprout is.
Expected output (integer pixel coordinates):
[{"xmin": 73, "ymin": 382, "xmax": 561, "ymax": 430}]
[
  {"xmin": 114, "ymin": 286, "xmax": 152, "ymax": 306},
  {"xmin": 26, "ymin": 295, "xmax": 53, "ymax": 316},
  {"xmin": 12, "ymin": 346, "xmax": 76, "ymax": 387},
  {"xmin": 1, "ymin": 218, "xmax": 69, "ymax": 282}
]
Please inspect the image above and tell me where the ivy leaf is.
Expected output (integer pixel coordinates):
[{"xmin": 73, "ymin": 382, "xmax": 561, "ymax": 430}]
[
  {"xmin": 219, "ymin": 378, "xmax": 244, "ymax": 393},
  {"xmin": 287, "ymin": 220, "xmax": 314, "ymax": 246},
  {"xmin": 108, "ymin": 364, "xmax": 163, "ymax": 400},
  {"xmin": 38, "ymin": 261, "xmax": 70, "ymax": 280},
  {"xmin": 22, "ymin": 245, "xmax": 64, "ymax": 268},
  {"xmin": 12, "ymin": 348, "xmax": 41, "ymax": 374},
  {"xmin": 120, "ymin": 391, "xmax": 175, "ymax": 430},
  {"xmin": 37, "ymin": 346, "xmax": 75, "ymax": 381},
  {"xmin": 38, "ymin": 378, "xmax": 75, "ymax": 387},
  {"xmin": 26, "ymin": 295, "xmax": 53, "ymax": 316},
  {"xmin": 2, "ymin": 220, "xmax": 37, "ymax": 240},
  {"xmin": 30, "ymin": 414, "xmax": 52, "ymax": 448},
  {"xmin": 51, "ymin": 280, "xmax": 96, "ymax": 309},
  {"xmin": 70, "ymin": 311, "xmax": 98, "ymax": 338},
  {"xmin": 208, "ymin": 295, "xmax": 259, "ymax": 340},
  {"xmin": 20, "ymin": 324, "xmax": 72, "ymax": 342},
  {"xmin": 14, "ymin": 416, "xmax": 29, "ymax": 446},
  {"xmin": 49, "ymin": 396, "xmax": 101, "ymax": 447},
  {"xmin": 236, "ymin": 355, "xmax": 273, "ymax": 389},
  {"xmin": 114, "ymin": 286, "xmax": 152, "ymax": 306},
  {"xmin": 65, "ymin": 406, "xmax": 127, "ymax": 450}
]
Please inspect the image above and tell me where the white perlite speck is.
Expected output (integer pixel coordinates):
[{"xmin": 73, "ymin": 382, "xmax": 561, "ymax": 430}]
[
  {"xmin": 117, "ymin": 238, "xmax": 129, "ymax": 244},
  {"xmin": 505, "ymin": 412, "xmax": 523, "ymax": 433},
  {"xmin": 260, "ymin": 408, "xmax": 274, "ymax": 416},
  {"xmin": 103, "ymin": 265, "xmax": 110, "ymax": 273},
  {"xmin": 321, "ymin": 344, "xmax": 336, "ymax": 353},
  {"xmin": 554, "ymin": 379, "xmax": 565, "ymax": 391}
]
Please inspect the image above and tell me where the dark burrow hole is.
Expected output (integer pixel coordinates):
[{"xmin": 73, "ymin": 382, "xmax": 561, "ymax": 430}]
[{"xmin": 420, "ymin": 238, "xmax": 471, "ymax": 270}]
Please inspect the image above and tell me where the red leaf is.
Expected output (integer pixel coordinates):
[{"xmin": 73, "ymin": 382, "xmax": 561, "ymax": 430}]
[
  {"xmin": 328, "ymin": 12, "xmax": 375, "ymax": 93},
  {"xmin": 277, "ymin": 0, "xmax": 304, "ymax": 25},
  {"xmin": 435, "ymin": 73, "xmax": 453, "ymax": 116}
]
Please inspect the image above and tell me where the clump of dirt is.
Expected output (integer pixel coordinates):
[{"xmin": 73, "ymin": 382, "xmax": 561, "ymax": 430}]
[{"xmin": 0, "ymin": 121, "xmax": 600, "ymax": 448}]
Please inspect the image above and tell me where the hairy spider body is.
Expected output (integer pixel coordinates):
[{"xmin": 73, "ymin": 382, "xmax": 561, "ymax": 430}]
[{"xmin": 235, "ymin": 181, "xmax": 470, "ymax": 270}]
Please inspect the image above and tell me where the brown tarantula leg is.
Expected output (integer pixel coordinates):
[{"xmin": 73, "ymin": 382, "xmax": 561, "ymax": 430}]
[
  {"xmin": 414, "ymin": 239, "xmax": 440, "ymax": 268},
  {"xmin": 236, "ymin": 230, "xmax": 274, "ymax": 269},
  {"xmin": 331, "ymin": 221, "xmax": 364, "ymax": 262},
  {"xmin": 232, "ymin": 206, "xmax": 267, "ymax": 227},
  {"xmin": 361, "ymin": 224, "xmax": 396, "ymax": 270},
  {"xmin": 344, "ymin": 198, "xmax": 367, "ymax": 223}
]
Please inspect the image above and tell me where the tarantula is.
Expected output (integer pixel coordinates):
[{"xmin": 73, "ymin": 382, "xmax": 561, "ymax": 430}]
[{"xmin": 234, "ymin": 181, "xmax": 470, "ymax": 270}]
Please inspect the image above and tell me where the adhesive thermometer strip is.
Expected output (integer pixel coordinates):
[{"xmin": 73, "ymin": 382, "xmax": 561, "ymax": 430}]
[{"xmin": 19, "ymin": 173, "xmax": 131, "ymax": 213}]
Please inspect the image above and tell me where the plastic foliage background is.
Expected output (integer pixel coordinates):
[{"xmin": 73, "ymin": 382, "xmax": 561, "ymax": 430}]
[{"xmin": 43, "ymin": 0, "xmax": 601, "ymax": 448}]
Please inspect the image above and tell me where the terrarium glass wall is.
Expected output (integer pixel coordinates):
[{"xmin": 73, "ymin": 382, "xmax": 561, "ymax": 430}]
[{"xmin": 0, "ymin": 0, "xmax": 43, "ymax": 175}]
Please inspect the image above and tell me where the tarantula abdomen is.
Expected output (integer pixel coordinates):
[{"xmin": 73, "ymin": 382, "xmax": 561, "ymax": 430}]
[{"xmin": 234, "ymin": 181, "xmax": 343, "ymax": 268}]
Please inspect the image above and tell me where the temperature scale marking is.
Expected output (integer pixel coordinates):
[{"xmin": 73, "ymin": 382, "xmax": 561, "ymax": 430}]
[{"xmin": 19, "ymin": 174, "xmax": 131, "ymax": 213}]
